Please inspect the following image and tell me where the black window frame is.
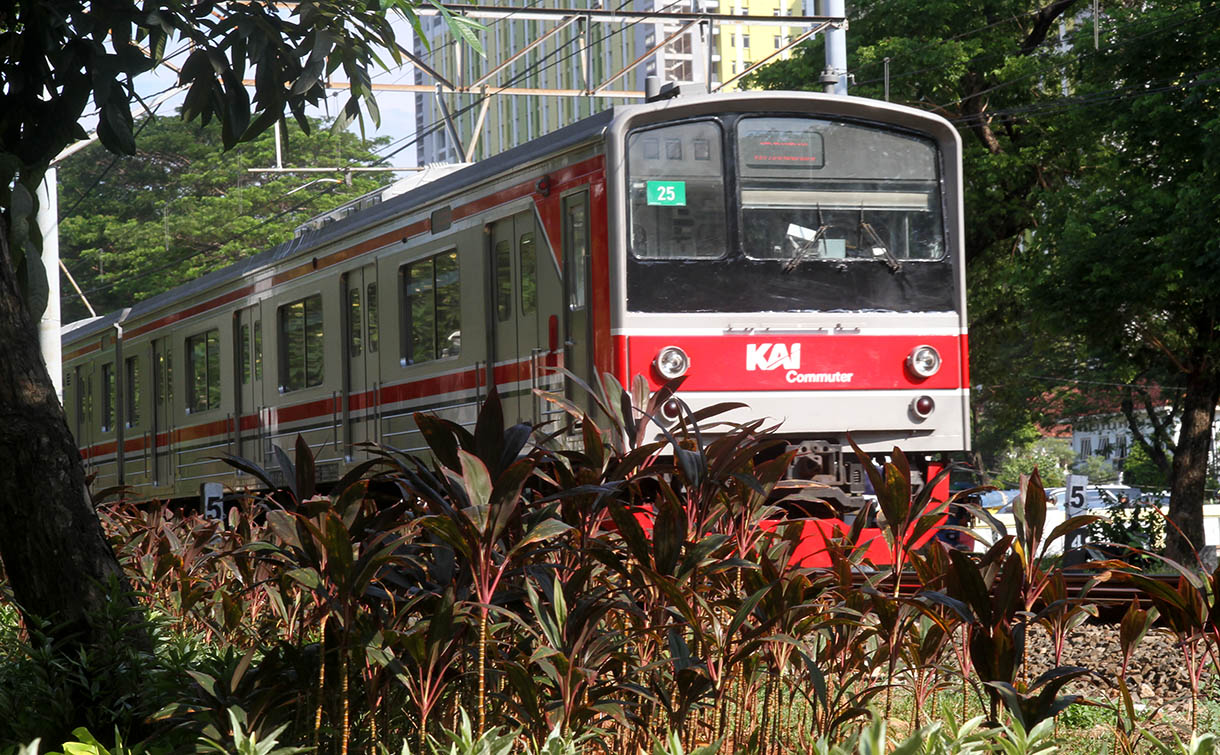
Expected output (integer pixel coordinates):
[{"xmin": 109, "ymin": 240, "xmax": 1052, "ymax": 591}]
[
  {"xmin": 185, "ymin": 328, "xmax": 222, "ymax": 414},
  {"xmin": 400, "ymin": 249, "xmax": 462, "ymax": 366},
  {"xmin": 278, "ymin": 294, "xmax": 325, "ymax": 392}
]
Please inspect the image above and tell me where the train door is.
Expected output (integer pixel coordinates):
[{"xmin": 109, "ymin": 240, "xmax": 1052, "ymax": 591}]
[
  {"xmin": 562, "ymin": 191, "xmax": 594, "ymax": 416},
  {"xmin": 342, "ymin": 264, "xmax": 379, "ymax": 459},
  {"xmin": 489, "ymin": 211, "xmax": 547, "ymax": 424},
  {"xmin": 150, "ymin": 336, "xmax": 174, "ymax": 487},
  {"xmin": 234, "ymin": 305, "xmax": 264, "ymax": 468}
]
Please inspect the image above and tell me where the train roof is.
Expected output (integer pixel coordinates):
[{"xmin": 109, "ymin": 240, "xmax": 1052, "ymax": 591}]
[{"xmin": 61, "ymin": 106, "xmax": 618, "ymax": 345}]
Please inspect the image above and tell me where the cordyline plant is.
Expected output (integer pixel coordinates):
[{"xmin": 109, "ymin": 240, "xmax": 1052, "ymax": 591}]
[
  {"xmin": 71, "ymin": 374, "xmax": 1219, "ymax": 752},
  {"xmin": 921, "ymin": 469, "xmax": 1108, "ymax": 727},
  {"xmin": 394, "ymin": 389, "xmax": 573, "ymax": 737}
]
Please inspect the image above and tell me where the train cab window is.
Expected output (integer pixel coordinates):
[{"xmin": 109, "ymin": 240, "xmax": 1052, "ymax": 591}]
[
  {"xmin": 348, "ymin": 286, "xmax": 363, "ymax": 357},
  {"xmin": 125, "ymin": 356, "xmax": 141, "ymax": 427},
  {"xmin": 186, "ymin": 329, "xmax": 221, "ymax": 413},
  {"xmin": 279, "ymin": 295, "xmax": 324, "ymax": 391},
  {"xmin": 101, "ymin": 362, "xmax": 115, "ymax": 432},
  {"xmin": 366, "ymin": 284, "xmax": 379, "ymax": 353},
  {"xmin": 520, "ymin": 232, "xmax": 536, "ymax": 315},
  {"xmin": 401, "ymin": 251, "xmax": 461, "ymax": 365},
  {"xmin": 736, "ymin": 117, "xmax": 945, "ymax": 263},
  {"xmin": 495, "ymin": 239, "xmax": 512, "ymax": 322},
  {"xmin": 627, "ymin": 120, "xmax": 728, "ymax": 259}
]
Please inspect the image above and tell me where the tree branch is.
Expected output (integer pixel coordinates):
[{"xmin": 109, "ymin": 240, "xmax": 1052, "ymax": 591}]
[{"xmin": 1019, "ymin": 0, "xmax": 1084, "ymax": 56}]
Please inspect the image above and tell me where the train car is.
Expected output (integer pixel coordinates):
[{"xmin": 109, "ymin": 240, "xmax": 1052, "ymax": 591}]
[{"xmin": 60, "ymin": 90, "xmax": 968, "ymax": 523}]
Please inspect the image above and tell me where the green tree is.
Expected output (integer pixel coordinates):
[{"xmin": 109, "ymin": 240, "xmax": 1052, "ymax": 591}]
[
  {"xmin": 0, "ymin": 0, "xmax": 471, "ymax": 653},
  {"xmin": 1072, "ymin": 455, "xmax": 1118, "ymax": 484},
  {"xmin": 1122, "ymin": 443, "xmax": 1170, "ymax": 491},
  {"xmin": 1029, "ymin": 0, "xmax": 1220, "ymax": 559},
  {"xmin": 994, "ymin": 437, "xmax": 1075, "ymax": 488},
  {"xmin": 57, "ymin": 114, "xmax": 392, "ymax": 320}
]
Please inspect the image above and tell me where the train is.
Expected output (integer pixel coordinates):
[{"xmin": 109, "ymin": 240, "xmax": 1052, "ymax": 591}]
[{"xmin": 60, "ymin": 89, "xmax": 969, "ymax": 535}]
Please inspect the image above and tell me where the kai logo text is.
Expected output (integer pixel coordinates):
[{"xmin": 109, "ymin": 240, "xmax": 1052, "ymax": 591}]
[{"xmin": 746, "ymin": 343, "xmax": 801, "ymax": 371}]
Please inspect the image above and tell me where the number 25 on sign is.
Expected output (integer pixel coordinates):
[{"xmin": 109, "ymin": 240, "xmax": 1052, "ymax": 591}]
[{"xmin": 646, "ymin": 180, "xmax": 686, "ymax": 206}]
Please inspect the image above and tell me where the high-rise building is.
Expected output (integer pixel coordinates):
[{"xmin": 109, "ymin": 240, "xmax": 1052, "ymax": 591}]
[{"xmin": 411, "ymin": 0, "xmax": 818, "ymax": 165}]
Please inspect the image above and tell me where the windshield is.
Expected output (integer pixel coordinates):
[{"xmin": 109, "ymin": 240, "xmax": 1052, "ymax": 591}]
[
  {"xmin": 627, "ymin": 120, "xmax": 729, "ymax": 259},
  {"xmin": 737, "ymin": 117, "xmax": 944, "ymax": 264}
]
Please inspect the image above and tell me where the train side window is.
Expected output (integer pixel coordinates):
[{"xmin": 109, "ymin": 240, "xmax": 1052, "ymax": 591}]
[
  {"xmin": 366, "ymin": 283, "xmax": 379, "ymax": 353},
  {"xmin": 401, "ymin": 250, "xmax": 461, "ymax": 365},
  {"xmin": 348, "ymin": 286, "xmax": 363, "ymax": 357},
  {"xmin": 495, "ymin": 239, "xmax": 512, "ymax": 322},
  {"xmin": 564, "ymin": 198, "xmax": 587, "ymax": 310},
  {"xmin": 240, "ymin": 323, "xmax": 251, "ymax": 384},
  {"xmin": 101, "ymin": 362, "xmax": 115, "ymax": 432},
  {"xmin": 74, "ymin": 365, "xmax": 89, "ymax": 436},
  {"xmin": 125, "ymin": 356, "xmax": 141, "ymax": 427},
  {"xmin": 253, "ymin": 320, "xmax": 262, "ymax": 381},
  {"xmin": 279, "ymin": 294, "xmax": 324, "ymax": 391},
  {"xmin": 520, "ymin": 232, "xmax": 536, "ymax": 315},
  {"xmin": 186, "ymin": 329, "xmax": 221, "ymax": 413}
]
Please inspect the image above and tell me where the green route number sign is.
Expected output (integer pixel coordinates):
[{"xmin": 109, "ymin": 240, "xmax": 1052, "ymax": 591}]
[{"xmin": 646, "ymin": 180, "xmax": 686, "ymax": 206}]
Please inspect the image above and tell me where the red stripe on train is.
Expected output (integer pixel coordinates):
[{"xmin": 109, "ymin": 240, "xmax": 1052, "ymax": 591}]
[{"xmin": 627, "ymin": 334, "xmax": 965, "ymax": 391}]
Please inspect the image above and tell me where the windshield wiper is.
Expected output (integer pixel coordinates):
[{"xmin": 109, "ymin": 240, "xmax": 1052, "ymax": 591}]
[
  {"xmin": 783, "ymin": 206, "xmax": 828, "ymax": 274},
  {"xmin": 858, "ymin": 209, "xmax": 902, "ymax": 273}
]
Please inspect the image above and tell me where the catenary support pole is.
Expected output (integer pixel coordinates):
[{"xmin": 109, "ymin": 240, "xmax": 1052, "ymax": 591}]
[
  {"xmin": 822, "ymin": 0, "xmax": 848, "ymax": 95},
  {"xmin": 36, "ymin": 168, "xmax": 63, "ymax": 402}
]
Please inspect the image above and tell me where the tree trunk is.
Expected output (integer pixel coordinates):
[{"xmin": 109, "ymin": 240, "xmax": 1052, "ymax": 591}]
[
  {"xmin": 0, "ymin": 218, "xmax": 135, "ymax": 646},
  {"xmin": 1165, "ymin": 368, "xmax": 1220, "ymax": 563}
]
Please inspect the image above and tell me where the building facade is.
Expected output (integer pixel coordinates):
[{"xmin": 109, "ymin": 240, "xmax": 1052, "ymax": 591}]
[{"xmin": 411, "ymin": 0, "xmax": 820, "ymax": 165}]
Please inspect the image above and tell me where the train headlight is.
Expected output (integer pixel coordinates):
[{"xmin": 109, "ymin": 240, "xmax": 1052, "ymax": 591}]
[
  {"xmin": 654, "ymin": 346, "xmax": 690, "ymax": 379},
  {"xmin": 906, "ymin": 345, "xmax": 941, "ymax": 379}
]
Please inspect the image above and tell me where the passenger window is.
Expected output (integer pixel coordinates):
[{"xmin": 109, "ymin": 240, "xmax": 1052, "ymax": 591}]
[
  {"xmin": 101, "ymin": 362, "xmax": 115, "ymax": 431},
  {"xmin": 348, "ymin": 286, "xmax": 363, "ymax": 357},
  {"xmin": 125, "ymin": 356, "xmax": 141, "ymax": 427},
  {"xmin": 520, "ymin": 233, "xmax": 536, "ymax": 315},
  {"xmin": 279, "ymin": 295, "xmax": 325, "ymax": 391},
  {"xmin": 253, "ymin": 320, "xmax": 262, "ymax": 381},
  {"xmin": 366, "ymin": 283, "xmax": 379, "ymax": 353},
  {"xmin": 240, "ymin": 323, "xmax": 251, "ymax": 384},
  {"xmin": 401, "ymin": 251, "xmax": 461, "ymax": 364},
  {"xmin": 495, "ymin": 239, "xmax": 512, "ymax": 322},
  {"xmin": 186, "ymin": 329, "xmax": 221, "ymax": 412}
]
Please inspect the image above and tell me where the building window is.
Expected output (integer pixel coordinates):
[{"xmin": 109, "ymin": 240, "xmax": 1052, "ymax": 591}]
[
  {"xmin": 774, "ymin": 35, "xmax": 783, "ymax": 49},
  {"xmin": 125, "ymin": 356, "xmax": 141, "ymax": 427},
  {"xmin": 102, "ymin": 362, "xmax": 115, "ymax": 431},
  {"xmin": 279, "ymin": 294, "xmax": 325, "ymax": 392},
  {"xmin": 401, "ymin": 251, "xmax": 461, "ymax": 364},
  {"xmin": 186, "ymin": 329, "xmax": 221, "ymax": 413},
  {"xmin": 1079, "ymin": 438, "xmax": 1092, "ymax": 457}
]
